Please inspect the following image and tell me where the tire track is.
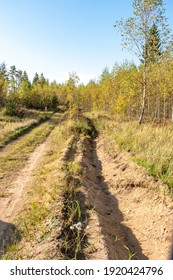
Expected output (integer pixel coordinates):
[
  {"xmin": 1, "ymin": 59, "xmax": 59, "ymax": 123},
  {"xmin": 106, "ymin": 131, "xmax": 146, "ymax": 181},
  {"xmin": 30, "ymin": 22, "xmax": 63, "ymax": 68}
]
[{"xmin": 0, "ymin": 115, "xmax": 64, "ymax": 255}]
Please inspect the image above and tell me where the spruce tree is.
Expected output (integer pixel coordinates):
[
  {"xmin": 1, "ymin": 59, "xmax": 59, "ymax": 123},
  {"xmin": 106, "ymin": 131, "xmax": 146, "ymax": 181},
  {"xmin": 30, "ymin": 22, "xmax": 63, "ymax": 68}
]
[
  {"xmin": 145, "ymin": 24, "xmax": 162, "ymax": 64},
  {"xmin": 32, "ymin": 72, "xmax": 39, "ymax": 85}
]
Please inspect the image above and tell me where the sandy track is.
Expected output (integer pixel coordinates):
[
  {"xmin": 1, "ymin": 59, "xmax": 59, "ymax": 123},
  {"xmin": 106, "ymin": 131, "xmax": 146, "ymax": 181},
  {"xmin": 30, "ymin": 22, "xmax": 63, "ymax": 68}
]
[
  {"xmin": 0, "ymin": 142, "xmax": 47, "ymax": 220},
  {"xmin": 0, "ymin": 132, "xmax": 53, "ymax": 254}
]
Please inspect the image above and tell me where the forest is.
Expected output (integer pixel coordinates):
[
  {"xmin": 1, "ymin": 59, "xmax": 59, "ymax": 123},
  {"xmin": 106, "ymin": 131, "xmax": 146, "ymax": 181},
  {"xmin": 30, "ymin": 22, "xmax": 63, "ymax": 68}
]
[{"xmin": 1, "ymin": 51, "xmax": 173, "ymax": 123}]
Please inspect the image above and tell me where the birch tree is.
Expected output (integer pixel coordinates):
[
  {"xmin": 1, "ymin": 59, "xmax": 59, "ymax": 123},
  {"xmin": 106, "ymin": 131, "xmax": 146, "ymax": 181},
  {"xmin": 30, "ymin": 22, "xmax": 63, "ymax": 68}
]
[{"xmin": 114, "ymin": 0, "xmax": 172, "ymax": 124}]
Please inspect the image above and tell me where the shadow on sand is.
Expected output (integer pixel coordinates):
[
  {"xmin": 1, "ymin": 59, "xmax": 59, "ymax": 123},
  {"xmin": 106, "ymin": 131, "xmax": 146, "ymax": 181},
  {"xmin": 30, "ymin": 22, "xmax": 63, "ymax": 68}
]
[
  {"xmin": 80, "ymin": 135, "xmax": 148, "ymax": 260},
  {"xmin": 0, "ymin": 220, "xmax": 20, "ymax": 258}
]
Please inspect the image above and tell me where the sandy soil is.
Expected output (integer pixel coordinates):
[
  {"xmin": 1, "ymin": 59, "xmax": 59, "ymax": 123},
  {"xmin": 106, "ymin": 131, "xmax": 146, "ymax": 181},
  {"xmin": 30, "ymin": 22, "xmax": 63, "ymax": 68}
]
[{"xmin": 77, "ymin": 135, "xmax": 173, "ymax": 260}]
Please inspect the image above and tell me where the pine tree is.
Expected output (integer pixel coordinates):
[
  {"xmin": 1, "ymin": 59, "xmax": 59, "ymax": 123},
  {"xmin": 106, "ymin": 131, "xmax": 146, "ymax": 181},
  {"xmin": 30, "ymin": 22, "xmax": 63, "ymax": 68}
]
[{"xmin": 0, "ymin": 62, "xmax": 8, "ymax": 80}]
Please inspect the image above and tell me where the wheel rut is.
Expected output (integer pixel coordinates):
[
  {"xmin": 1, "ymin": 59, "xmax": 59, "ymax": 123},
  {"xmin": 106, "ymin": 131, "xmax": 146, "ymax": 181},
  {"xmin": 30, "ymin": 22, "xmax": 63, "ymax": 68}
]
[
  {"xmin": 78, "ymin": 136, "xmax": 148, "ymax": 259},
  {"xmin": 1, "ymin": 115, "xmax": 172, "ymax": 259},
  {"xmin": 0, "ymin": 124, "xmax": 56, "ymax": 256},
  {"xmin": 95, "ymin": 135, "xmax": 173, "ymax": 260}
]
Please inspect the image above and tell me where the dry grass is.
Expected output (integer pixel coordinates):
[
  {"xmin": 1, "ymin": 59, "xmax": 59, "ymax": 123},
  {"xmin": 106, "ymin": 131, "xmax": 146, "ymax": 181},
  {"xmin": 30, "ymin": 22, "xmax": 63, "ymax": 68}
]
[
  {"xmin": 0, "ymin": 109, "xmax": 52, "ymax": 148},
  {"xmin": 87, "ymin": 111, "xmax": 173, "ymax": 192},
  {"xmin": 0, "ymin": 121, "xmax": 54, "ymax": 185}
]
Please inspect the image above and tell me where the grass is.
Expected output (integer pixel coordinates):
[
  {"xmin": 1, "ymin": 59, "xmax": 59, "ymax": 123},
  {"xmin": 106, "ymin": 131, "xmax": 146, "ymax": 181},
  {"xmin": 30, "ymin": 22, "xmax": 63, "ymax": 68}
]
[
  {"xmin": 59, "ymin": 135, "xmax": 85, "ymax": 260},
  {"xmin": 0, "ymin": 120, "xmax": 54, "ymax": 187},
  {"xmin": 87, "ymin": 111, "xmax": 173, "ymax": 193},
  {"xmin": 58, "ymin": 116, "xmax": 97, "ymax": 260},
  {"xmin": 123, "ymin": 245, "xmax": 139, "ymax": 260},
  {"xmin": 0, "ymin": 109, "xmax": 52, "ymax": 148}
]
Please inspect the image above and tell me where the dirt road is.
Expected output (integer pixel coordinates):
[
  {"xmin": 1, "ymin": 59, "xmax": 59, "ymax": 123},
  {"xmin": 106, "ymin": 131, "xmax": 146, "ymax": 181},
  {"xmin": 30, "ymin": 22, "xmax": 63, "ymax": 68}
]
[{"xmin": 0, "ymin": 117, "xmax": 172, "ymax": 259}]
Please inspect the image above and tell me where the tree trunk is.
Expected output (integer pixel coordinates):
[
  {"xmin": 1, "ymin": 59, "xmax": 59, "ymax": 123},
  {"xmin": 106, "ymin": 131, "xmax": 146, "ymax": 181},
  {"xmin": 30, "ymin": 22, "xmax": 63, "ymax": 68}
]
[
  {"xmin": 138, "ymin": 63, "xmax": 147, "ymax": 125},
  {"xmin": 163, "ymin": 93, "xmax": 166, "ymax": 122}
]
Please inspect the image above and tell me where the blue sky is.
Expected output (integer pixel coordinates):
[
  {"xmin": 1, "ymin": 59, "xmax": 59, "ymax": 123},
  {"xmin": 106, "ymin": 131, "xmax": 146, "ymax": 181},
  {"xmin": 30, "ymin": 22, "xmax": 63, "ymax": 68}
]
[{"xmin": 0, "ymin": 0, "xmax": 172, "ymax": 84}]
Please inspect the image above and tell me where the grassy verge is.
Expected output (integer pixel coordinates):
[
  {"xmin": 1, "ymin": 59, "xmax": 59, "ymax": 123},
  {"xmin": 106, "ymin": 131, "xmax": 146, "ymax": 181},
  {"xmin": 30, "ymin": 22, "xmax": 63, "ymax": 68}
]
[
  {"xmin": 87, "ymin": 111, "xmax": 173, "ymax": 193},
  {"xmin": 58, "ymin": 116, "xmax": 98, "ymax": 260},
  {"xmin": 0, "ymin": 116, "xmax": 50, "ymax": 148},
  {"xmin": 58, "ymin": 135, "xmax": 85, "ymax": 260},
  {"xmin": 0, "ymin": 109, "xmax": 53, "ymax": 148}
]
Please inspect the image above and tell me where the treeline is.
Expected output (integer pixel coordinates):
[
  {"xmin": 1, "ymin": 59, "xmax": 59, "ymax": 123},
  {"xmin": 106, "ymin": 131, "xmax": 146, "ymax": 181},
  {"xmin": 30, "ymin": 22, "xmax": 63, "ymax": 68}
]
[
  {"xmin": 1, "ymin": 57, "xmax": 173, "ymax": 122},
  {"xmin": 0, "ymin": 64, "xmax": 60, "ymax": 115},
  {"xmin": 0, "ymin": 64, "xmax": 83, "ymax": 116},
  {"xmin": 77, "ymin": 55, "xmax": 173, "ymax": 122}
]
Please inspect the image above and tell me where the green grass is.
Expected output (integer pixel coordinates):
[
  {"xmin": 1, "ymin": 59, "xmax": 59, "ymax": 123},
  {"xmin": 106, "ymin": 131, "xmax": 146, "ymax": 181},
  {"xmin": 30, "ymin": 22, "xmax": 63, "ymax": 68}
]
[
  {"xmin": 0, "ymin": 116, "xmax": 50, "ymax": 148},
  {"xmin": 59, "ymin": 116, "xmax": 98, "ymax": 260}
]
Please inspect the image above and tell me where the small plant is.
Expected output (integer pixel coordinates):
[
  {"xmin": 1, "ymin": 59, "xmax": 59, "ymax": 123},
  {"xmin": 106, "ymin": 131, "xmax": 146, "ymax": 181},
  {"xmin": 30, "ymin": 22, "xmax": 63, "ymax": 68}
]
[
  {"xmin": 60, "ymin": 199, "xmax": 85, "ymax": 259},
  {"xmin": 123, "ymin": 245, "xmax": 139, "ymax": 260}
]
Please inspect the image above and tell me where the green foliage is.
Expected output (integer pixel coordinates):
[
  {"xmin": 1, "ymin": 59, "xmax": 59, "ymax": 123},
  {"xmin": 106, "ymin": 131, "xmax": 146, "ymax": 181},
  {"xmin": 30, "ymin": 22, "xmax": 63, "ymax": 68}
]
[
  {"xmin": 5, "ymin": 96, "xmax": 23, "ymax": 117},
  {"xmin": 71, "ymin": 117, "xmax": 97, "ymax": 138},
  {"xmin": 0, "ymin": 63, "xmax": 8, "ymax": 106}
]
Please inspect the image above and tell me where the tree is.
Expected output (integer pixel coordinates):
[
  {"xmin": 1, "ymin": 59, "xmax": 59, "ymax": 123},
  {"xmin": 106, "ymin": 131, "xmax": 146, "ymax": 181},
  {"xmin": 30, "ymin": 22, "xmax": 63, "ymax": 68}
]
[
  {"xmin": 22, "ymin": 71, "xmax": 31, "ymax": 87},
  {"xmin": 0, "ymin": 62, "xmax": 8, "ymax": 106},
  {"xmin": 8, "ymin": 65, "xmax": 18, "ymax": 93},
  {"xmin": 39, "ymin": 73, "xmax": 47, "ymax": 87},
  {"xmin": 114, "ymin": 0, "xmax": 172, "ymax": 124},
  {"xmin": 0, "ymin": 62, "xmax": 8, "ymax": 80},
  {"xmin": 32, "ymin": 72, "xmax": 39, "ymax": 85},
  {"xmin": 18, "ymin": 80, "xmax": 31, "ymax": 106},
  {"xmin": 145, "ymin": 24, "xmax": 162, "ymax": 64}
]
